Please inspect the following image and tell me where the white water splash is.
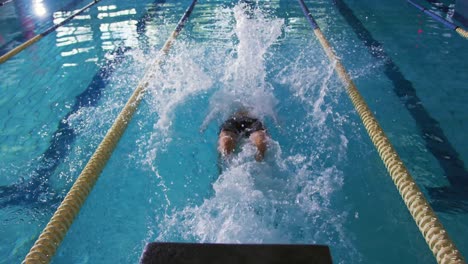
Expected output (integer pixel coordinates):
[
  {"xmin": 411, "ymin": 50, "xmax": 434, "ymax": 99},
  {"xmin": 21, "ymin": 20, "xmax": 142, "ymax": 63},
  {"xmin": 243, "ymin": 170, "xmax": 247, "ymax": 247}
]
[
  {"xmin": 138, "ymin": 41, "xmax": 214, "ymax": 216},
  {"xmin": 201, "ymin": 3, "xmax": 283, "ymax": 129},
  {"xmin": 142, "ymin": 2, "xmax": 360, "ymax": 262},
  {"xmin": 146, "ymin": 44, "xmax": 213, "ymax": 133}
]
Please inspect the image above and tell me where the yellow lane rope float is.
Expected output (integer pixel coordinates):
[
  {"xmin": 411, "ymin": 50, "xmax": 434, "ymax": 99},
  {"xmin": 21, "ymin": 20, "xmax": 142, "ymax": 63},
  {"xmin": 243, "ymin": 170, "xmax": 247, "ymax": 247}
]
[
  {"xmin": 456, "ymin": 27, "xmax": 468, "ymax": 39},
  {"xmin": 21, "ymin": 0, "xmax": 198, "ymax": 263},
  {"xmin": 0, "ymin": 0, "xmax": 102, "ymax": 64},
  {"xmin": 296, "ymin": 0, "xmax": 466, "ymax": 263}
]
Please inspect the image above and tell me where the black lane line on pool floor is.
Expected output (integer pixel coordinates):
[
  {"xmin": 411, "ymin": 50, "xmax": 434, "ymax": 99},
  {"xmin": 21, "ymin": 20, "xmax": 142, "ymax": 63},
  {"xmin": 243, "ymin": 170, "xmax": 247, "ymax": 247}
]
[
  {"xmin": 0, "ymin": 46, "xmax": 129, "ymax": 208},
  {"xmin": 332, "ymin": 0, "xmax": 468, "ymax": 213},
  {"xmin": 0, "ymin": 0, "xmax": 166, "ymax": 208}
]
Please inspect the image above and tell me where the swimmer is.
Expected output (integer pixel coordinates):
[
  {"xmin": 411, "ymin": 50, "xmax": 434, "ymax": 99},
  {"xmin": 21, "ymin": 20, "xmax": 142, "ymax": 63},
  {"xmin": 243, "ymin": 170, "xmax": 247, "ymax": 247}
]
[{"xmin": 218, "ymin": 110, "xmax": 268, "ymax": 161}]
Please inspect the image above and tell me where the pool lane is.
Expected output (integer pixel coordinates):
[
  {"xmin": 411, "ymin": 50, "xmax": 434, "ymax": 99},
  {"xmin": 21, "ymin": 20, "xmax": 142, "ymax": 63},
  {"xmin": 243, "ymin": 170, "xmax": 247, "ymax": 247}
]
[
  {"xmin": 0, "ymin": 0, "xmax": 166, "ymax": 208},
  {"xmin": 332, "ymin": 0, "xmax": 468, "ymax": 213}
]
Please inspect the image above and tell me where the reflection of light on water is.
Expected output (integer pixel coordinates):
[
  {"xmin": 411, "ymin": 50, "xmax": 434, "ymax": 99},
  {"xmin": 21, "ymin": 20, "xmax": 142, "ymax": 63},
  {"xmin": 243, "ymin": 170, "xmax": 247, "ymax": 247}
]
[
  {"xmin": 100, "ymin": 20, "xmax": 139, "ymax": 50},
  {"xmin": 53, "ymin": 14, "xmax": 91, "ymax": 24},
  {"xmin": 60, "ymin": 47, "xmax": 94, "ymax": 57},
  {"xmin": 53, "ymin": 10, "xmax": 93, "ymax": 47},
  {"xmin": 56, "ymin": 26, "xmax": 93, "ymax": 47},
  {"xmin": 97, "ymin": 5, "xmax": 117, "ymax": 11},
  {"xmin": 97, "ymin": 9, "xmax": 137, "ymax": 19},
  {"xmin": 33, "ymin": 0, "xmax": 47, "ymax": 17},
  {"xmin": 52, "ymin": 3, "xmax": 139, "ymax": 51}
]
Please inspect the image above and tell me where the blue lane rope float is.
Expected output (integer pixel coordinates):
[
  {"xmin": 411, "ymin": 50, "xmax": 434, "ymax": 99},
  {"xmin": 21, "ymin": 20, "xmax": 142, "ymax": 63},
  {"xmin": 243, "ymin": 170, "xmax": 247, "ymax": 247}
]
[
  {"xmin": 296, "ymin": 0, "xmax": 466, "ymax": 263},
  {"xmin": 21, "ymin": 0, "xmax": 198, "ymax": 263},
  {"xmin": 407, "ymin": 0, "xmax": 468, "ymax": 39},
  {"xmin": 0, "ymin": 0, "xmax": 102, "ymax": 64}
]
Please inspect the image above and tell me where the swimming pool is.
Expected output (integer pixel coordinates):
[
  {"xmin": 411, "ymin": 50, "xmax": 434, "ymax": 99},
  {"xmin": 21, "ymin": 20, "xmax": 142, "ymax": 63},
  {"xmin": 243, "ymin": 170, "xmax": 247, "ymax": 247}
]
[{"xmin": 0, "ymin": 0, "xmax": 467, "ymax": 263}]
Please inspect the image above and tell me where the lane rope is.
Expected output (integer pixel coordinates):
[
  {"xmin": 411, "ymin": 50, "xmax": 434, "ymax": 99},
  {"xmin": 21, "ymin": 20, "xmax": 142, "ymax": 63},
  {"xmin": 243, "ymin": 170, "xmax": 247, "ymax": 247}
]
[
  {"xmin": 21, "ymin": 0, "xmax": 198, "ymax": 263},
  {"xmin": 296, "ymin": 0, "xmax": 466, "ymax": 263},
  {"xmin": 407, "ymin": 0, "xmax": 468, "ymax": 39},
  {"xmin": 0, "ymin": 0, "xmax": 13, "ymax": 7},
  {"xmin": 0, "ymin": 0, "xmax": 102, "ymax": 64}
]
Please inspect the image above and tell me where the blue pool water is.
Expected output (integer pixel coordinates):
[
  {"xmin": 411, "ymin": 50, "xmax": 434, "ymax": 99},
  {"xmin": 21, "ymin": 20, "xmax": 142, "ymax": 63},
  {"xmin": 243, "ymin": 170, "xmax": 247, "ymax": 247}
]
[{"xmin": 0, "ymin": 0, "xmax": 467, "ymax": 263}]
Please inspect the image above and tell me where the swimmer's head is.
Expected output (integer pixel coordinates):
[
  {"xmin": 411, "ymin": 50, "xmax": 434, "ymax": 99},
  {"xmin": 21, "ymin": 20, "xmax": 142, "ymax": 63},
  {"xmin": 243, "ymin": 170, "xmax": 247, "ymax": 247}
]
[{"xmin": 234, "ymin": 106, "xmax": 252, "ymax": 117}]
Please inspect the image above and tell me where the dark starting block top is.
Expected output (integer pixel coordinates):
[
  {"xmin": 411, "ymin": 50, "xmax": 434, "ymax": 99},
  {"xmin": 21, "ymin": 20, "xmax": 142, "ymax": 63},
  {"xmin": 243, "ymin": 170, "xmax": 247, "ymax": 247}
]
[{"xmin": 140, "ymin": 242, "xmax": 333, "ymax": 264}]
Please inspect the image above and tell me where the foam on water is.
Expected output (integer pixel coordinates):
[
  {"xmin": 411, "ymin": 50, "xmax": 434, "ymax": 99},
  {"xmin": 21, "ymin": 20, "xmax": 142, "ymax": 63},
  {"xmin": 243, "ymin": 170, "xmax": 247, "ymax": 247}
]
[{"xmin": 155, "ymin": 139, "xmax": 347, "ymax": 243}]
